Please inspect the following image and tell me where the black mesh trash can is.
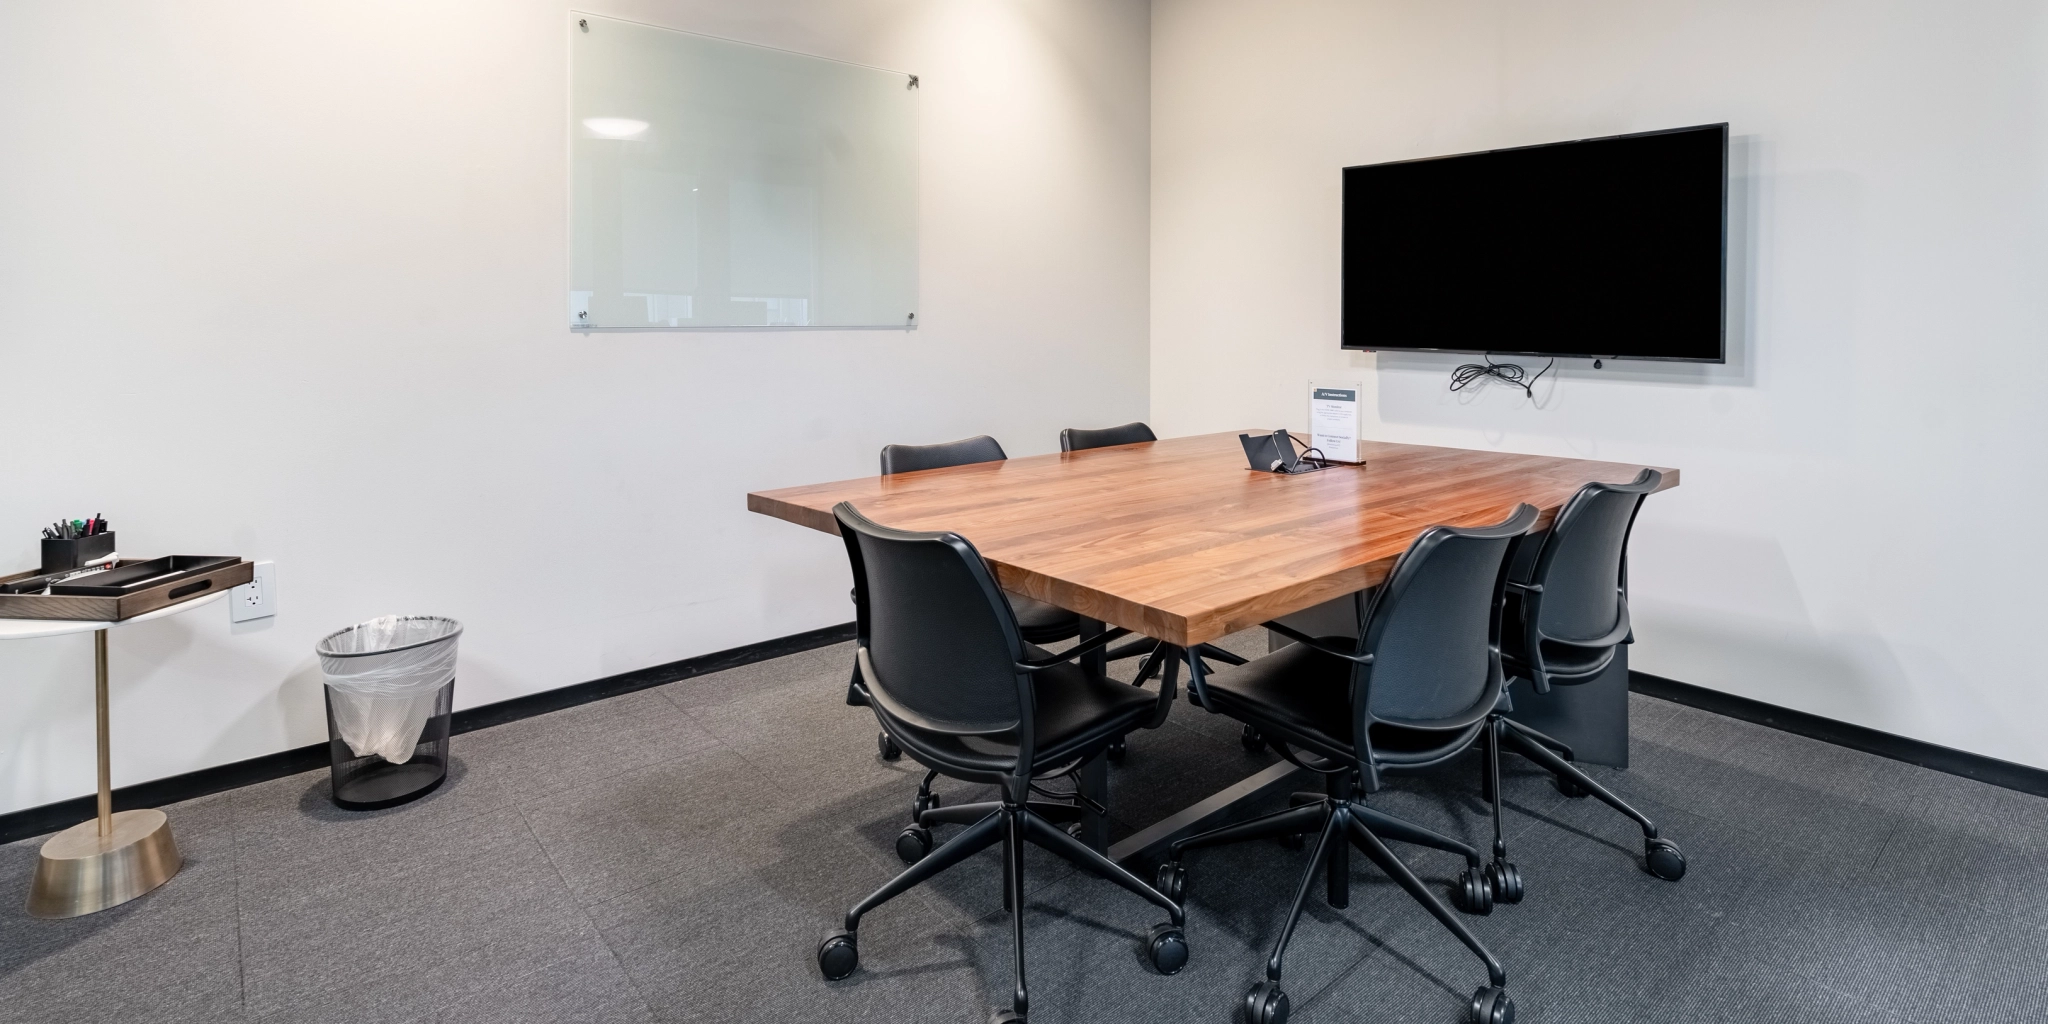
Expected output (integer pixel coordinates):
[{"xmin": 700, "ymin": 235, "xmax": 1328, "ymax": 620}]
[
  {"xmin": 322, "ymin": 679, "xmax": 453, "ymax": 809},
  {"xmin": 315, "ymin": 616, "xmax": 462, "ymax": 810}
]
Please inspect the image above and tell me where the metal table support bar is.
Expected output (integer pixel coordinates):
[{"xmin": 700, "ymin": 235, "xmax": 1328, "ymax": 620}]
[
  {"xmin": 94, "ymin": 629, "xmax": 111, "ymax": 835},
  {"xmin": 1108, "ymin": 760, "xmax": 1306, "ymax": 866}
]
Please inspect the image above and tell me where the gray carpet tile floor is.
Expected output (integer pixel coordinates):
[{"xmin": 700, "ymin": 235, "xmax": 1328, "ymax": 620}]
[{"xmin": 4, "ymin": 629, "xmax": 2045, "ymax": 1023}]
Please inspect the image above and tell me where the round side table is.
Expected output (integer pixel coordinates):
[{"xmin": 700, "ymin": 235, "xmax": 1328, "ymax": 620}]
[{"xmin": 0, "ymin": 590, "xmax": 227, "ymax": 918}]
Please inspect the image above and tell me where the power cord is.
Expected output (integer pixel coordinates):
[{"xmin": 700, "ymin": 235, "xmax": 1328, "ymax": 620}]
[
  {"xmin": 1282, "ymin": 433, "xmax": 1355, "ymax": 473},
  {"xmin": 1449, "ymin": 354, "xmax": 1555, "ymax": 400}
]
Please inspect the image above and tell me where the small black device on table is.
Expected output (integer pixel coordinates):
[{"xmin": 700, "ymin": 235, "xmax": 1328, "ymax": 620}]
[{"xmin": 1239, "ymin": 430, "xmax": 1333, "ymax": 474}]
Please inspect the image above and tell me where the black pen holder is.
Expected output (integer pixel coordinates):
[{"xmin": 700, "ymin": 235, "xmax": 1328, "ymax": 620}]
[{"xmin": 42, "ymin": 532, "xmax": 116, "ymax": 572}]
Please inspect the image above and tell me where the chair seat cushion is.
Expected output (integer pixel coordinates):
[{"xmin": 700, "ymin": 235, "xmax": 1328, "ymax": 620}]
[
  {"xmin": 1023, "ymin": 647, "xmax": 1158, "ymax": 764},
  {"xmin": 1011, "ymin": 595, "xmax": 1082, "ymax": 644},
  {"xmin": 1206, "ymin": 638, "xmax": 1484, "ymax": 768},
  {"xmin": 887, "ymin": 644, "xmax": 1155, "ymax": 775}
]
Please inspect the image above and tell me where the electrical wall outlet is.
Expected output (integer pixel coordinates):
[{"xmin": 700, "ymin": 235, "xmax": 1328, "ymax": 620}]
[{"xmin": 231, "ymin": 560, "xmax": 275, "ymax": 622}]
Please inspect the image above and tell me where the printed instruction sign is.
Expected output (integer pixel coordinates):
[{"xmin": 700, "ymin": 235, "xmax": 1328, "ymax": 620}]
[{"xmin": 1308, "ymin": 380, "xmax": 1363, "ymax": 463}]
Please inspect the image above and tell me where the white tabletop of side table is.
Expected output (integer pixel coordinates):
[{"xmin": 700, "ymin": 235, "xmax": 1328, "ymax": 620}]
[{"xmin": 0, "ymin": 589, "xmax": 228, "ymax": 639}]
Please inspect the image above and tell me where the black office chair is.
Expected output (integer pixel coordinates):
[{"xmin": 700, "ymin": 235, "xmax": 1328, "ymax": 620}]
[
  {"xmin": 850, "ymin": 435, "xmax": 1084, "ymax": 752},
  {"xmin": 878, "ymin": 433, "xmax": 1007, "ymax": 474},
  {"xmin": 1150, "ymin": 504, "xmax": 1538, "ymax": 1024},
  {"xmin": 1058, "ymin": 420, "xmax": 1156, "ymax": 452},
  {"xmin": 816, "ymin": 502, "xmax": 1189, "ymax": 1023},
  {"xmin": 1491, "ymin": 468, "xmax": 1686, "ymax": 882},
  {"xmin": 1058, "ymin": 422, "xmax": 1250, "ymax": 688}
]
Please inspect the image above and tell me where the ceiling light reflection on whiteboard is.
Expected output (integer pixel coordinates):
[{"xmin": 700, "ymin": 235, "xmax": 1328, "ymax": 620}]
[{"xmin": 583, "ymin": 117, "xmax": 649, "ymax": 139}]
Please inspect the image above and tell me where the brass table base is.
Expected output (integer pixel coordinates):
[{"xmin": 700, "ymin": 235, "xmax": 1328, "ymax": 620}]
[{"xmin": 28, "ymin": 809, "xmax": 181, "ymax": 919}]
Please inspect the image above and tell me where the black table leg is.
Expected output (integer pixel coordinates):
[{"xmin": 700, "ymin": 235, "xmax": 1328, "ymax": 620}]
[
  {"xmin": 1078, "ymin": 615, "xmax": 1107, "ymax": 678},
  {"xmin": 1077, "ymin": 750, "xmax": 1111, "ymax": 853},
  {"xmin": 1503, "ymin": 643, "xmax": 1631, "ymax": 768},
  {"xmin": 1073, "ymin": 616, "xmax": 1112, "ymax": 853}
]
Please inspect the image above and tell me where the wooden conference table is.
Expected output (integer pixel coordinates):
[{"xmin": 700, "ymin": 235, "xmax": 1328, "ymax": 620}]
[{"xmin": 749, "ymin": 431, "xmax": 1679, "ymax": 858}]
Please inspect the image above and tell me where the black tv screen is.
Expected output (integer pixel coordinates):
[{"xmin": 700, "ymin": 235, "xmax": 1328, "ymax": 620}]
[{"xmin": 1342, "ymin": 123, "xmax": 1727, "ymax": 362}]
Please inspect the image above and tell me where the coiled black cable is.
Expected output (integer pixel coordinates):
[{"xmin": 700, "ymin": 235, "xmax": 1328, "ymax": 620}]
[{"xmin": 1449, "ymin": 354, "xmax": 1555, "ymax": 400}]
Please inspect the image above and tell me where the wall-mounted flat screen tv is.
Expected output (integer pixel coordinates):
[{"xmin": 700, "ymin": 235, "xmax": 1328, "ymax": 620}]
[{"xmin": 1342, "ymin": 123, "xmax": 1727, "ymax": 362}]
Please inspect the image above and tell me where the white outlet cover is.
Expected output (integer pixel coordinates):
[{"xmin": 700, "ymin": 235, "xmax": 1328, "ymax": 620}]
[{"xmin": 231, "ymin": 560, "xmax": 275, "ymax": 622}]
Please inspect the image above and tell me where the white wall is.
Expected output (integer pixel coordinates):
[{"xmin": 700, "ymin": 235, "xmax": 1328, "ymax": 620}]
[
  {"xmin": 0, "ymin": 0, "xmax": 1150, "ymax": 814},
  {"xmin": 1152, "ymin": 0, "xmax": 2048, "ymax": 767}
]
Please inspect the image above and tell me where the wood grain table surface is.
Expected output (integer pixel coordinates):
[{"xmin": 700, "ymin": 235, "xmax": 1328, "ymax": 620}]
[{"xmin": 748, "ymin": 431, "xmax": 1677, "ymax": 647}]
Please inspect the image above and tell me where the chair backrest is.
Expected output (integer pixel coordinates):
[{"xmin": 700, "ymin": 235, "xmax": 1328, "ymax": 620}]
[
  {"xmin": 1060, "ymin": 422, "xmax": 1157, "ymax": 452},
  {"xmin": 833, "ymin": 501, "xmax": 1031, "ymax": 739},
  {"xmin": 1518, "ymin": 468, "xmax": 1661, "ymax": 644},
  {"xmin": 1355, "ymin": 504, "xmax": 1537, "ymax": 730},
  {"xmin": 879, "ymin": 435, "xmax": 1007, "ymax": 475}
]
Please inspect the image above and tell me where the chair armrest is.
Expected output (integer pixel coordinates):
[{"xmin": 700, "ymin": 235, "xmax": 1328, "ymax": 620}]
[
  {"xmin": 1014, "ymin": 627, "xmax": 1131, "ymax": 671},
  {"xmin": 1184, "ymin": 647, "xmax": 1217, "ymax": 712},
  {"xmin": 1505, "ymin": 580, "xmax": 1542, "ymax": 594},
  {"xmin": 1139, "ymin": 649, "xmax": 1179, "ymax": 728},
  {"xmin": 1262, "ymin": 621, "xmax": 1375, "ymax": 665}
]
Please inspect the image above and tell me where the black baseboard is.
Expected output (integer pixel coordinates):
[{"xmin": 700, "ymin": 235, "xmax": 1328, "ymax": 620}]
[
  {"xmin": 0, "ymin": 621, "xmax": 856, "ymax": 846},
  {"xmin": 1629, "ymin": 671, "xmax": 2048, "ymax": 799},
  {"xmin": 0, "ymin": 743, "xmax": 335, "ymax": 849},
  {"xmin": 448, "ymin": 621, "xmax": 854, "ymax": 735},
  {"xmin": 8, "ymin": 639, "xmax": 2032, "ymax": 846}
]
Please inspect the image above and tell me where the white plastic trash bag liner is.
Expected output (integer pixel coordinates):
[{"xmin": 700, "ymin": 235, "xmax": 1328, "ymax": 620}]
[{"xmin": 316, "ymin": 615, "xmax": 462, "ymax": 764}]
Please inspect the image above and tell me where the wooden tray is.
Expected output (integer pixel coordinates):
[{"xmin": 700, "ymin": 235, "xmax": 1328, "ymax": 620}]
[{"xmin": 0, "ymin": 557, "xmax": 253, "ymax": 621}]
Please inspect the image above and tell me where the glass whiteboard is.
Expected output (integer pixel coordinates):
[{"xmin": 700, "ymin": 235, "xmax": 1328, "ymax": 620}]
[{"xmin": 570, "ymin": 14, "xmax": 918, "ymax": 329}]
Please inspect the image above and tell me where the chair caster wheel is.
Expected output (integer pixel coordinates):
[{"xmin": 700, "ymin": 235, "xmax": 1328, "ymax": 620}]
[
  {"xmin": 1240, "ymin": 725, "xmax": 1268, "ymax": 753},
  {"xmin": 1154, "ymin": 860, "xmax": 1187, "ymax": 903},
  {"xmin": 817, "ymin": 929, "xmax": 858, "ymax": 981},
  {"xmin": 1244, "ymin": 980, "xmax": 1290, "ymax": 1024},
  {"xmin": 896, "ymin": 826, "xmax": 932, "ymax": 864},
  {"xmin": 991, "ymin": 1011, "xmax": 1025, "ymax": 1024},
  {"xmin": 1276, "ymin": 831, "xmax": 1305, "ymax": 850},
  {"xmin": 1486, "ymin": 861, "xmax": 1524, "ymax": 904},
  {"xmin": 1644, "ymin": 837, "xmax": 1687, "ymax": 881},
  {"xmin": 878, "ymin": 732, "xmax": 902, "ymax": 761},
  {"xmin": 1453, "ymin": 868, "xmax": 1495, "ymax": 915},
  {"xmin": 1146, "ymin": 922, "xmax": 1189, "ymax": 975},
  {"xmin": 1554, "ymin": 773, "xmax": 1588, "ymax": 798},
  {"xmin": 911, "ymin": 790, "xmax": 941, "ymax": 819},
  {"xmin": 1107, "ymin": 739, "xmax": 1127, "ymax": 763},
  {"xmin": 1468, "ymin": 985, "xmax": 1515, "ymax": 1024}
]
